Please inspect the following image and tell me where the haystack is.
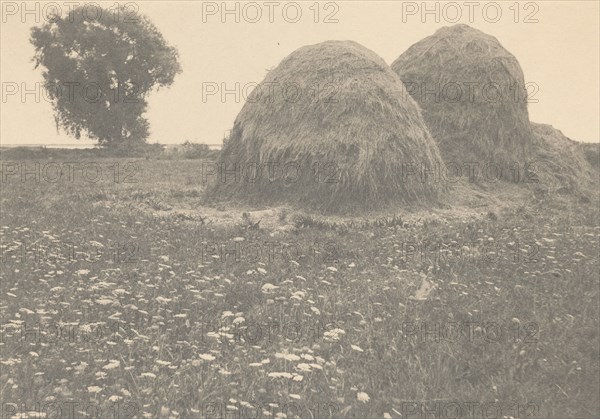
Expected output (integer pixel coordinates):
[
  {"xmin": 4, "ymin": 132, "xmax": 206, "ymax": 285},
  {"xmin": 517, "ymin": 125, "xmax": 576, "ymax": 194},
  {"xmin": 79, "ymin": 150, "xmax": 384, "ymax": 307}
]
[
  {"xmin": 206, "ymin": 41, "xmax": 446, "ymax": 212},
  {"xmin": 392, "ymin": 24, "xmax": 532, "ymax": 179},
  {"xmin": 529, "ymin": 122, "xmax": 598, "ymax": 201}
]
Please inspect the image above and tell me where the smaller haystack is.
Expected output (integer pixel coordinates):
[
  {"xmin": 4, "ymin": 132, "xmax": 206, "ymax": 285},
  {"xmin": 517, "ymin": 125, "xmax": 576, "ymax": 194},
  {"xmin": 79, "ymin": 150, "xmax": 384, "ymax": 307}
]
[
  {"xmin": 392, "ymin": 24, "xmax": 532, "ymax": 178},
  {"xmin": 529, "ymin": 123, "xmax": 598, "ymax": 201},
  {"xmin": 206, "ymin": 41, "xmax": 446, "ymax": 212}
]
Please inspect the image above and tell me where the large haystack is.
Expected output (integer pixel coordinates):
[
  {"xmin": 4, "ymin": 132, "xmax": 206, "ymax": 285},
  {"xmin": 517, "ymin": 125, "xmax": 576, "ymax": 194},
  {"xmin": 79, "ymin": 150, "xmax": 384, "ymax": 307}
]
[
  {"xmin": 206, "ymin": 41, "xmax": 446, "ymax": 212},
  {"xmin": 392, "ymin": 24, "xmax": 532, "ymax": 178}
]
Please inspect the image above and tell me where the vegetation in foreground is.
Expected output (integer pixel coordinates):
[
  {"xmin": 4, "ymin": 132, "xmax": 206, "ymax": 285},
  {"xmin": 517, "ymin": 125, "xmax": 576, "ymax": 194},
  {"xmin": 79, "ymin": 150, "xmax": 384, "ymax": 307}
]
[{"xmin": 0, "ymin": 156, "xmax": 598, "ymax": 418}]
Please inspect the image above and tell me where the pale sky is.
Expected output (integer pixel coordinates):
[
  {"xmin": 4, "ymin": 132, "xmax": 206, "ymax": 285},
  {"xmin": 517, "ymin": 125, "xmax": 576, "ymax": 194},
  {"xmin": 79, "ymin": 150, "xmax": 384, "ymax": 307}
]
[{"xmin": 1, "ymin": 1, "xmax": 599, "ymax": 146}]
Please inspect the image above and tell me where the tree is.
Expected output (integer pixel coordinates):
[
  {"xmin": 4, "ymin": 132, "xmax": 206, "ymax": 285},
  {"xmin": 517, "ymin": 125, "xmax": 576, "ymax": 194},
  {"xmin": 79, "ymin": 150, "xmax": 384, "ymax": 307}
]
[{"xmin": 30, "ymin": 5, "xmax": 181, "ymax": 147}]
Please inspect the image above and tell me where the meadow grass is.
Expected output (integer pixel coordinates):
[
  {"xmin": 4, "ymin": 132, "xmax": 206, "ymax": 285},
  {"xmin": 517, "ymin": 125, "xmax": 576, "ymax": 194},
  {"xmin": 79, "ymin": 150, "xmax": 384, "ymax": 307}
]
[{"xmin": 0, "ymin": 156, "xmax": 598, "ymax": 418}]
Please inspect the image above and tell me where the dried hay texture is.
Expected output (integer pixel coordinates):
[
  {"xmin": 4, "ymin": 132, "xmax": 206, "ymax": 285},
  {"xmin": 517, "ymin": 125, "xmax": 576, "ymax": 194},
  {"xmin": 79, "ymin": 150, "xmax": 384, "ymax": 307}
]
[
  {"xmin": 392, "ymin": 24, "xmax": 533, "ymax": 179},
  {"xmin": 206, "ymin": 40, "xmax": 446, "ymax": 213},
  {"xmin": 529, "ymin": 123, "xmax": 598, "ymax": 201}
]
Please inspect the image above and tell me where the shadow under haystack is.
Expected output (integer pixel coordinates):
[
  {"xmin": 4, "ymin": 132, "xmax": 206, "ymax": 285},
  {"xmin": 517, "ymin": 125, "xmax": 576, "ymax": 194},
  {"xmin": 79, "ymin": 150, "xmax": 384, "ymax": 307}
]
[
  {"xmin": 392, "ymin": 24, "xmax": 533, "ymax": 180},
  {"xmin": 206, "ymin": 40, "xmax": 446, "ymax": 213}
]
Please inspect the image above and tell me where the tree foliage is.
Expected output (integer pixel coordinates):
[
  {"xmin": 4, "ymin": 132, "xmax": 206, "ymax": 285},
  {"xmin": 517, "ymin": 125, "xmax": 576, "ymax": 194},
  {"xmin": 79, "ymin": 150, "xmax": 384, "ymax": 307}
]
[{"xmin": 30, "ymin": 5, "xmax": 181, "ymax": 146}]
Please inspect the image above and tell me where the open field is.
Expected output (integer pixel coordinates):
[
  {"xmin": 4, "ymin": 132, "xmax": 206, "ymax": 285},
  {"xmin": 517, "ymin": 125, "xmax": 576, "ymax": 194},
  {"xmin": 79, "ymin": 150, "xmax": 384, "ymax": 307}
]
[{"xmin": 0, "ymin": 155, "xmax": 599, "ymax": 418}]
